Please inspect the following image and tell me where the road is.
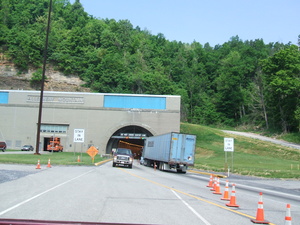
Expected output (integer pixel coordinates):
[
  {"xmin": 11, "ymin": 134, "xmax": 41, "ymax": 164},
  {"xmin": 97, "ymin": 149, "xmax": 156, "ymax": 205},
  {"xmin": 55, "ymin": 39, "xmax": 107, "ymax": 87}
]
[
  {"xmin": 222, "ymin": 130, "xmax": 300, "ymax": 150},
  {"xmin": 0, "ymin": 161, "xmax": 299, "ymax": 225}
]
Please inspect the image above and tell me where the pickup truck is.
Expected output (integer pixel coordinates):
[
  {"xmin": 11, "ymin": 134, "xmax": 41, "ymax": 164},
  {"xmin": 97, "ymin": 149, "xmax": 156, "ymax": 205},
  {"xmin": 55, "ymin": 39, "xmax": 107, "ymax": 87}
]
[{"xmin": 112, "ymin": 148, "xmax": 133, "ymax": 169}]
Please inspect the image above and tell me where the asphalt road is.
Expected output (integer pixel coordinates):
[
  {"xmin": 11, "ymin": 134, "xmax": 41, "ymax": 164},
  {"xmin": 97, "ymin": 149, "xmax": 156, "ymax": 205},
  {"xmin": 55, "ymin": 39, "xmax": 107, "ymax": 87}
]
[{"xmin": 0, "ymin": 162, "xmax": 299, "ymax": 225}]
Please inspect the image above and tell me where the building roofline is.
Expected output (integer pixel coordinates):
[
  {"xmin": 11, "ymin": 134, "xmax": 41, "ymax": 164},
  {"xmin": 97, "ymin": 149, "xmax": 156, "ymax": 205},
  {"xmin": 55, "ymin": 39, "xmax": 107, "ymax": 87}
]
[{"xmin": 0, "ymin": 90, "xmax": 180, "ymax": 98}]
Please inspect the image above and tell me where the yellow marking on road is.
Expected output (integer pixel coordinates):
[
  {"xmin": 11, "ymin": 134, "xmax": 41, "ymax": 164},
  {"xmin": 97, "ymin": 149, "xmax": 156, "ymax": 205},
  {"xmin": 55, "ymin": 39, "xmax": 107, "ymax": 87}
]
[
  {"xmin": 188, "ymin": 170, "xmax": 227, "ymax": 178},
  {"xmin": 120, "ymin": 168, "xmax": 276, "ymax": 225},
  {"xmin": 94, "ymin": 158, "xmax": 112, "ymax": 166}
]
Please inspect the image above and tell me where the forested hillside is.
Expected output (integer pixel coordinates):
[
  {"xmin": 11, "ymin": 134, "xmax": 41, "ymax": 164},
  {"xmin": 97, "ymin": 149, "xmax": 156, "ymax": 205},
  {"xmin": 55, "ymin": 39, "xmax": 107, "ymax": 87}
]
[{"xmin": 0, "ymin": 0, "xmax": 300, "ymax": 132}]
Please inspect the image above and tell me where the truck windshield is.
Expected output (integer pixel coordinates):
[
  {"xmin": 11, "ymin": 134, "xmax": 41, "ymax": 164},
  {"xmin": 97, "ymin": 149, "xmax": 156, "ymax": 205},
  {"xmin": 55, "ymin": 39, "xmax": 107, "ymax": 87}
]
[{"xmin": 117, "ymin": 148, "xmax": 132, "ymax": 155}]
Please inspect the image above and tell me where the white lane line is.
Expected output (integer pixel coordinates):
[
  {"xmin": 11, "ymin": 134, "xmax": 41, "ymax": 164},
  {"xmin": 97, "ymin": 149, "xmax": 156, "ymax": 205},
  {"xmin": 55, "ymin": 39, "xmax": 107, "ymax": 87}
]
[
  {"xmin": 0, "ymin": 169, "xmax": 94, "ymax": 216},
  {"xmin": 171, "ymin": 189, "xmax": 211, "ymax": 225}
]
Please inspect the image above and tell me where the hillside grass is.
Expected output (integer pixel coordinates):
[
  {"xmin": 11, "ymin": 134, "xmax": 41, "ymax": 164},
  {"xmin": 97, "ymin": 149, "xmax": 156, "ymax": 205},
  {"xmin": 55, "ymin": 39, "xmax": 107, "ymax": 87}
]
[{"xmin": 180, "ymin": 123, "xmax": 300, "ymax": 179}]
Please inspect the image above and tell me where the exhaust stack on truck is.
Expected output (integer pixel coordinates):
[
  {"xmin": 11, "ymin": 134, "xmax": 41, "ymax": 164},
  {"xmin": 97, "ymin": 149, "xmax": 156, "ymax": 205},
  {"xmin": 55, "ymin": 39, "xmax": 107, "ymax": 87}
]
[{"xmin": 142, "ymin": 132, "xmax": 196, "ymax": 173}]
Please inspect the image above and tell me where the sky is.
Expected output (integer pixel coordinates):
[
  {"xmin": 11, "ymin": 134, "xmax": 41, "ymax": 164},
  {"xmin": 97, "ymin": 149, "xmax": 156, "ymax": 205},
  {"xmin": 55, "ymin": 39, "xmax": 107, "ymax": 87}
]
[{"xmin": 69, "ymin": 0, "xmax": 299, "ymax": 46}]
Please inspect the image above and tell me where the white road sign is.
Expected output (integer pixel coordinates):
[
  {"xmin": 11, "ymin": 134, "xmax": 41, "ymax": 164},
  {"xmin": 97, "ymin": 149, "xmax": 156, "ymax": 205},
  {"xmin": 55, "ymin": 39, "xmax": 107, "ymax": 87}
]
[
  {"xmin": 224, "ymin": 138, "xmax": 234, "ymax": 152},
  {"xmin": 74, "ymin": 129, "xmax": 85, "ymax": 143}
]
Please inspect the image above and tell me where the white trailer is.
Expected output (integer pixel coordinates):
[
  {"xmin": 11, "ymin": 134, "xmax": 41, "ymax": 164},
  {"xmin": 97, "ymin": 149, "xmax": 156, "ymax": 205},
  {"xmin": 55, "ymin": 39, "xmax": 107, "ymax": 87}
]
[{"xmin": 142, "ymin": 132, "xmax": 196, "ymax": 173}]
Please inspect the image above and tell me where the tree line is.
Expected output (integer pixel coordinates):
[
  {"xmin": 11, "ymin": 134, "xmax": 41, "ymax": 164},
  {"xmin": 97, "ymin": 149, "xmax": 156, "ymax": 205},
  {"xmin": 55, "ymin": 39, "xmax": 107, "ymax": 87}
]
[{"xmin": 1, "ymin": 0, "xmax": 300, "ymax": 132}]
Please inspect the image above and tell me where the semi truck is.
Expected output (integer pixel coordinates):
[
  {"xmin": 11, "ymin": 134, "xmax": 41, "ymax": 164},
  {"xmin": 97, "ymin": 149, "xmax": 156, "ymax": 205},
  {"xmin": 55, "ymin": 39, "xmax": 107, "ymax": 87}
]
[{"xmin": 142, "ymin": 132, "xmax": 196, "ymax": 173}]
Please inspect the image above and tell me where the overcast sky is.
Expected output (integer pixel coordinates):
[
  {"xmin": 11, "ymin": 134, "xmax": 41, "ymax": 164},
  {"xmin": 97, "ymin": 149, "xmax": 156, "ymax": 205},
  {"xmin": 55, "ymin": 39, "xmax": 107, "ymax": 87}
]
[{"xmin": 69, "ymin": 0, "xmax": 299, "ymax": 46}]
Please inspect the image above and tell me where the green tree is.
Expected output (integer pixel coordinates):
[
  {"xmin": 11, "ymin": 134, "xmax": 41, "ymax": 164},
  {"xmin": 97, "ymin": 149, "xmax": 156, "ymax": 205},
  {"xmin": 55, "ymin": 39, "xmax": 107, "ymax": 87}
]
[
  {"xmin": 261, "ymin": 45, "xmax": 300, "ymax": 132},
  {"xmin": 63, "ymin": 0, "xmax": 89, "ymax": 29},
  {"xmin": 3, "ymin": 0, "xmax": 298, "ymax": 133},
  {"xmin": 215, "ymin": 50, "xmax": 245, "ymax": 125}
]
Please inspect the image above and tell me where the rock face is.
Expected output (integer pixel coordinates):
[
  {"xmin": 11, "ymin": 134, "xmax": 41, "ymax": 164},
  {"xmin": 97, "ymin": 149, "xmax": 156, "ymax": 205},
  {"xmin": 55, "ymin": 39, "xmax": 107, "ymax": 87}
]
[{"xmin": 0, "ymin": 61, "xmax": 91, "ymax": 92}]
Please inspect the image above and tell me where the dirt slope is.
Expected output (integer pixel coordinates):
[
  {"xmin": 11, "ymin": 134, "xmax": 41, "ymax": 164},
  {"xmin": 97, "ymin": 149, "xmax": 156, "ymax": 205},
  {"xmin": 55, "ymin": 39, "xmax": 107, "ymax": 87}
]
[{"xmin": 0, "ymin": 63, "xmax": 91, "ymax": 92}]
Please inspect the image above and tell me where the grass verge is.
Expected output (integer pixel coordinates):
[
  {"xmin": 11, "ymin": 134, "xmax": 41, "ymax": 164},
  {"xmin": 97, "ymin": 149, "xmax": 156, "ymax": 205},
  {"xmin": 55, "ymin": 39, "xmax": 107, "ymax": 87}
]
[
  {"xmin": 0, "ymin": 151, "xmax": 110, "ymax": 166},
  {"xmin": 180, "ymin": 123, "xmax": 300, "ymax": 179}
]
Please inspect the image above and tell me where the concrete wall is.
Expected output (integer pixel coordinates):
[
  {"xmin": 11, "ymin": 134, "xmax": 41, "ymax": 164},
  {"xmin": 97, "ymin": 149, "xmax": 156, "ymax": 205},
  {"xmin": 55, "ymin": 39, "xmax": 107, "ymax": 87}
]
[{"xmin": 0, "ymin": 90, "xmax": 181, "ymax": 155}]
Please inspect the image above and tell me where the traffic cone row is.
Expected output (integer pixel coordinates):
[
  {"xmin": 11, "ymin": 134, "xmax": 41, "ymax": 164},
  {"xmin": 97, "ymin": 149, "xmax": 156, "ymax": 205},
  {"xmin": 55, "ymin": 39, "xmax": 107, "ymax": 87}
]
[
  {"xmin": 205, "ymin": 175, "xmax": 291, "ymax": 224},
  {"xmin": 250, "ymin": 193, "xmax": 293, "ymax": 224},
  {"xmin": 206, "ymin": 175, "xmax": 239, "ymax": 207},
  {"xmin": 36, "ymin": 159, "xmax": 52, "ymax": 169}
]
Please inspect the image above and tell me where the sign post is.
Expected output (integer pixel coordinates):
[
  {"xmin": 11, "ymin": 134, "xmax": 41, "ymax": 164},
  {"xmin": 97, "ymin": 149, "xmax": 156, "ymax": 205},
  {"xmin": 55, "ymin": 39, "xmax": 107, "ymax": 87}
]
[
  {"xmin": 74, "ymin": 129, "xmax": 85, "ymax": 162},
  {"xmin": 86, "ymin": 146, "xmax": 99, "ymax": 163},
  {"xmin": 224, "ymin": 138, "xmax": 234, "ymax": 177}
]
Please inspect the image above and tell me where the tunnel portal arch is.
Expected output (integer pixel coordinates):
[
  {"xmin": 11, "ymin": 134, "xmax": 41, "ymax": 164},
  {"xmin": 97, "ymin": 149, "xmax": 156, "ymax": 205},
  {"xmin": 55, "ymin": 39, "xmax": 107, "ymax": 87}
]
[{"xmin": 106, "ymin": 125, "xmax": 153, "ymax": 158}]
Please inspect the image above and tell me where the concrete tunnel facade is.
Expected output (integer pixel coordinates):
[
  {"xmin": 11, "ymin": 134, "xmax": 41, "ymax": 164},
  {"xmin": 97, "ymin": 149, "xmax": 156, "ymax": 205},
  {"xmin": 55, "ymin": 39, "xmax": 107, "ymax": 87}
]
[{"xmin": 0, "ymin": 90, "xmax": 181, "ymax": 156}]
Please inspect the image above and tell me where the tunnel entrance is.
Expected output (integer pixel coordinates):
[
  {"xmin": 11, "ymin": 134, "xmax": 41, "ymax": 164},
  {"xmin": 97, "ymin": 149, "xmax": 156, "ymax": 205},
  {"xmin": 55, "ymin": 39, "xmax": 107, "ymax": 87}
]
[{"xmin": 106, "ymin": 125, "xmax": 153, "ymax": 159}]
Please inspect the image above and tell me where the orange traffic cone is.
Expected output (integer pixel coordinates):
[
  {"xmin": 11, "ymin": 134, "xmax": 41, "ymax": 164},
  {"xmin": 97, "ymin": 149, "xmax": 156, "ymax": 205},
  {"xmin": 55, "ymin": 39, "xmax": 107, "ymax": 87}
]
[
  {"xmin": 77, "ymin": 156, "xmax": 80, "ymax": 162},
  {"xmin": 210, "ymin": 177, "xmax": 217, "ymax": 191},
  {"xmin": 213, "ymin": 177, "xmax": 222, "ymax": 195},
  {"xmin": 206, "ymin": 174, "xmax": 213, "ymax": 187},
  {"xmin": 251, "ymin": 192, "xmax": 269, "ymax": 224},
  {"xmin": 284, "ymin": 204, "xmax": 292, "ymax": 225},
  {"xmin": 36, "ymin": 159, "xmax": 41, "ymax": 169},
  {"xmin": 226, "ymin": 183, "xmax": 239, "ymax": 207},
  {"xmin": 47, "ymin": 159, "xmax": 51, "ymax": 168},
  {"xmin": 221, "ymin": 180, "xmax": 230, "ymax": 200}
]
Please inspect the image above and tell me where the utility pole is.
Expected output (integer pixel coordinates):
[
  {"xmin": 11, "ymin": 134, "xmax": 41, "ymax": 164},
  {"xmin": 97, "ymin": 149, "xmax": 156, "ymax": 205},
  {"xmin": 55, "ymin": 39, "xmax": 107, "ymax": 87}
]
[{"xmin": 35, "ymin": 0, "xmax": 53, "ymax": 155}]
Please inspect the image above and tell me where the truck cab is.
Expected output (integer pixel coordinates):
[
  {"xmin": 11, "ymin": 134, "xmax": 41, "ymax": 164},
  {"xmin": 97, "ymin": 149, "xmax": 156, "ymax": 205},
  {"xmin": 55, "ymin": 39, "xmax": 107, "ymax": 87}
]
[{"xmin": 112, "ymin": 148, "xmax": 133, "ymax": 169}]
